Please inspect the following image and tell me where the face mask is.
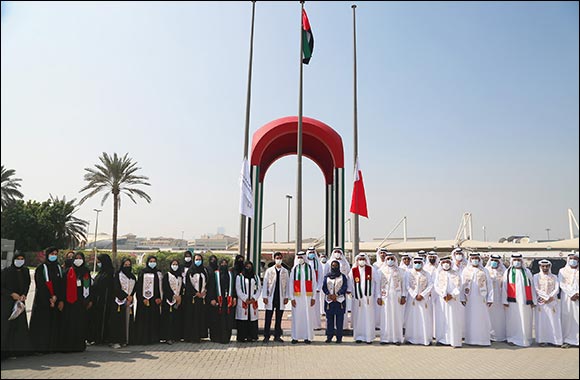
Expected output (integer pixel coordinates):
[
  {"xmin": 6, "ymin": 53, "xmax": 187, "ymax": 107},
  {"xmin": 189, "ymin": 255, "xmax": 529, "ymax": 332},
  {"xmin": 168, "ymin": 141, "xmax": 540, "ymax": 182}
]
[
  {"xmin": 570, "ymin": 259, "xmax": 578, "ymax": 267},
  {"xmin": 308, "ymin": 253, "xmax": 315, "ymax": 260},
  {"xmin": 386, "ymin": 259, "xmax": 395, "ymax": 267},
  {"xmin": 122, "ymin": 266, "xmax": 132, "ymax": 275},
  {"xmin": 442, "ymin": 263, "xmax": 451, "ymax": 271},
  {"xmin": 97, "ymin": 262, "xmax": 102, "ymax": 269},
  {"xmin": 148, "ymin": 261, "xmax": 157, "ymax": 269},
  {"xmin": 194, "ymin": 260, "xmax": 202, "ymax": 267},
  {"xmin": 48, "ymin": 255, "xmax": 58, "ymax": 262},
  {"xmin": 490, "ymin": 261, "xmax": 499, "ymax": 268},
  {"xmin": 171, "ymin": 264, "xmax": 179, "ymax": 271},
  {"xmin": 297, "ymin": 258, "xmax": 304, "ymax": 265},
  {"xmin": 275, "ymin": 259, "xmax": 282, "ymax": 266},
  {"xmin": 358, "ymin": 259, "xmax": 366, "ymax": 267},
  {"xmin": 65, "ymin": 258, "xmax": 74, "ymax": 267},
  {"xmin": 74, "ymin": 259, "xmax": 83, "ymax": 267},
  {"xmin": 220, "ymin": 265, "xmax": 228, "ymax": 271},
  {"xmin": 455, "ymin": 255, "xmax": 463, "ymax": 261},
  {"xmin": 335, "ymin": 254, "xmax": 342, "ymax": 259},
  {"xmin": 321, "ymin": 257, "xmax": 327, "ymax": 263},
  {"xmin": 429, "ymin": 258, "xmax": 436, "ymax": 264},
  {"xmin": 414, "ymin": 263, "xmax": 422, "ymax": 270},
  {"xmin": 184, "ymin": 257, "xmax": 192, "ymax": 262},
  {"xmin": 471, "ymin": 259, "xmax": 480, "ymax": 266},
  {"xmin": 14, "ymin": 259, "xmax": 25, "ymax": 268},
  {"xmin": 331, "ymin": 266, "xmax": 340, "ymax": 274},
  {"xmin": 512, "ymin": 261, "xmax": 522, "ymax": 268}
]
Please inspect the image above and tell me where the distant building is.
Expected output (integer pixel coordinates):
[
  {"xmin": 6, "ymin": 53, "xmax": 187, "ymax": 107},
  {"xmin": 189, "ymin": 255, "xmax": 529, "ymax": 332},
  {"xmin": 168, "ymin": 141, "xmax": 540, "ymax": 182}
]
[{"xmin": 188, "ymin": 234, "xmax": 238, "ymax": 251}]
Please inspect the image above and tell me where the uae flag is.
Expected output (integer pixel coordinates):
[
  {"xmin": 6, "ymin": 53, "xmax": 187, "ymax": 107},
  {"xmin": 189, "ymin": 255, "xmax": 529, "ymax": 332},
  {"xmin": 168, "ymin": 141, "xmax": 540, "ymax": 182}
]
[
  {"xmin": 350, "ymin": 157, "xmax": 368, "ymax": 218},
  {"xmin": 302, "ymin": 9, "xmax": 314, "ymax": 64}
]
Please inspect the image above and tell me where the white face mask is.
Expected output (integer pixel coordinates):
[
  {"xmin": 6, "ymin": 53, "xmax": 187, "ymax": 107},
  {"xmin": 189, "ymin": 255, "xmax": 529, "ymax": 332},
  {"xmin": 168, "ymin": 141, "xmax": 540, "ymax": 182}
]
[
  {"xmin": 184, "ymin": 257, "xmax": 192, "ymax": 262},
  {"xmin": 471, "ymin": 259, "xmax": 480, "ymax": 266},
  {"xmin": 171, "ymin": 264, "xmax": 179, "ymax": 271},
  {"xmin": 297, "ymin": 258, "xmax": 304, "ymax": 265},
  {"xmin": 335, "ymin": 253, "xmax": 342, "ymax": 259},
  {"xmin": 73, "ymin": 259, "xmax": 83, "ymax": 267},
  {"xmin": 14, "ymin": 259, "xmax": 25, "ymax": 268},
  {"xmin": 512, "ymin": 260, "xmax": 522, "ymax": 268},
  {"xmin": 358, "ymin": 259, "xmax": 366, "ymax": 267},
  {"xmin": 386, "ymin": 259, "xmax": 395, "ymax": 267},
  {"xmin": 275, "ymin": 259, "xmax": 282, "ymax": 266},
  {"xmin": 442, "ymin": 263, "xmax": 451, "ymax": 271},
  {"xmin": 455, "ymin": 254, "xmax": 463, "ymax": 261},
  {"xmin": 320, "ymin": 258, "xmax": 327, "ymax": 264}
]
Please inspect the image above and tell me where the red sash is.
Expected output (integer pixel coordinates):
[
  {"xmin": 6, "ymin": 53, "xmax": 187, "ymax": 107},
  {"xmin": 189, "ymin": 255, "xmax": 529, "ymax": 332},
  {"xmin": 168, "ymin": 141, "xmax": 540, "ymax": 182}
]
[{"xmin": 66, "ymin": 268, "xmax": 78, "ymax": 304}]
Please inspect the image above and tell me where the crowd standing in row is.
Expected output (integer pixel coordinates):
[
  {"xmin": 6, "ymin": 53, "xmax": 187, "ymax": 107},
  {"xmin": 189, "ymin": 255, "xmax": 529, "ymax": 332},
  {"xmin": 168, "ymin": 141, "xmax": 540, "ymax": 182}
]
[{"xmin": 1, "ymin": 246, "xmax": 578, "ymax": 359}]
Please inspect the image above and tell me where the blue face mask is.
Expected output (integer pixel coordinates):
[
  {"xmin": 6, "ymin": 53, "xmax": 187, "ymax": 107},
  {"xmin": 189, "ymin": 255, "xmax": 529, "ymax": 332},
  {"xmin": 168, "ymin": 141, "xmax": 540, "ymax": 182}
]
[
  {"xmin": 414, "ymin": 263, "xmax": 422, "ymax": 270},
  {"xmin": 569, "ymin": 259, "xmax": 578, "ymax": 267},
  {"xmin": 308, "ymin": 253, "xmax": 315, "ymax": 260},
  {"xmin": 194, "ymin": 260, "xmax": 202, "ymax": 267},
  {"xmin": 490, "ymin": 261, "xmax": 499, "ymax": 268},
  {"xmin": 48, "ymin": 255, "xmax": 58, "ymax": 262},
  {"xmin": 148, "ymin": 261, "xmax": 157, "ymax": 269}
]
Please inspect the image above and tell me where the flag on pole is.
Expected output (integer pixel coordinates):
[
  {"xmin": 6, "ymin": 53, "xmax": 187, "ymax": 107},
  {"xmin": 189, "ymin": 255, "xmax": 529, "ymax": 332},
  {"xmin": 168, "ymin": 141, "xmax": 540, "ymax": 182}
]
[
  {"xmin": 239, "ymin": 158, "xmax": 254, "ymax": 218},
  {"xmin": 350, "ymin": 157, "xmax": 368, "ymax": 218},
  {"xmin": 302, "ymin": 9, "xmax": 314, "ymax": 64}
]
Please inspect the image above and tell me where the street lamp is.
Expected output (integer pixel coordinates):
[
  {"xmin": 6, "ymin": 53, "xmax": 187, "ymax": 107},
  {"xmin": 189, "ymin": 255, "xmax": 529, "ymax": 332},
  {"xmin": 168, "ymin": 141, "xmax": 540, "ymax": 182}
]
[
  {"xmin": 92, "ymin": 209, "xmax": 102, "ymax": 273},
  {"xmin": 263, "ymin": 222, "xmax": 276, "ymax": 243},
  {"xmin": 285, "ymin": 194, "xmax": 292, "ymax": 243},
  {"xmin": 482, "ymin": 226, "xmax": 487, "ymax": 242},
  {"xmin": 546, "ymin": 228, "xmax": 551, "ymax": 240}
]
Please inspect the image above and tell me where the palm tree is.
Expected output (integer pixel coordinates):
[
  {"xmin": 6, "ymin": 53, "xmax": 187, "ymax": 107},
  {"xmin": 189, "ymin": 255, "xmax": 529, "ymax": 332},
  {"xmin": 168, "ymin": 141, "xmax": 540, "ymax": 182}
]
[
  {"xmin": 49, "ymin": 195, "xmax": 89, "ymax": 249},
  {"xmin": 1, "ymin": 165, "xmax": 24, "ymax": 211},
  {"xmin": 79, "ymin": 153, "xmax": 151, "ymax": 265}
]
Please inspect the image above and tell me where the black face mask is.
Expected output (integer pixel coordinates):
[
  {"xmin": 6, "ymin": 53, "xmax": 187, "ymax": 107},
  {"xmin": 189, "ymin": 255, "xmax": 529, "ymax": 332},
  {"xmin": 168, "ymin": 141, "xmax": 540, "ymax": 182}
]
[
  {"xmin": 243, "ymin": 267, "xmax": 253, "ymax": 277},
  {"xmin": 65, "ymin": 258, "xmax": 74, "ymax": 267},
  {"xmin": 121, "ymin": 266, "xmax": 132, "ymax": 275},
  {"xmin": 219, "ymin": 265, "xmax": 228, "ymax": 272},
  {"xmin": 209, "ymin": 260, "xmax": 218, "ymax": 270},
  {"xmin": 429, "ymin": 258, "xmax": 437, "ymax": 264}
]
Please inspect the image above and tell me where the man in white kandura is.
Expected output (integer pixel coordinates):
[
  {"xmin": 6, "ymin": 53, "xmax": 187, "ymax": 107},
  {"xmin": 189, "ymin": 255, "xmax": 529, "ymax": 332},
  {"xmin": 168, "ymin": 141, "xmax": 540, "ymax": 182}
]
[
  {"xmin": 533, "ymin": 259, "xmax": 563, "ymax": 347},
  {"xmin": 404, "ymin": 257, "xmax": 434, "ymax": 346},
  {"xmin": 378, "ymin": 251, "xmax": 406, "ymax": 345},
  {"xmin": 558, "ymin": 252, "xmax": 579, "ymax": 348},
  {"xmin": 424, "ymin": 250, "xmax": 439, "ymax": 338},
  {"xmin": 485, "ymin": 254, "xmax": 507, "ymax": 342},
  {"xmin": 452, "ymin": 248, "xmax": 468, "ymax": 278},
  {"xmin": 433, "ymin": 256, "xmax": 463, "ymax": 347},
  {"xmin": 349, "ymin": 253, "xmax": 381, "ymax": 344},
  {"xmin": 304, "ymin": 247, "xmax": 323, "ymax": 330},
  {"xmin": 502, "ymin": 253, "xmax": 537, "ymax": 347},
  {"xmin": 461, "ymin": 252, "xmax": 493, "ymax": 346},
  {"xmin": 288, "ymin": 251, "xmax": 315, "ymax": 344},
  {"xmin": 373, "ymin": 248, "xmax": 388, "ymax": 329}
]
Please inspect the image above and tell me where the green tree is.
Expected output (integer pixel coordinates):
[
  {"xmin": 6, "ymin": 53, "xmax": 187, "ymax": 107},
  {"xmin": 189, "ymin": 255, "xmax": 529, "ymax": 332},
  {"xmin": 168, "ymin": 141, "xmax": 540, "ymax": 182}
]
[
  {"xmin": 79, "ymin": 153, "xmax": 152, "ymax": 266},
  {"xmin": 1, "ymin": 165, "xmax": 24, "ymax": 211},
  {"xmin": 48, "ymin": 195, "xmax": 89, "ymax": 249}
]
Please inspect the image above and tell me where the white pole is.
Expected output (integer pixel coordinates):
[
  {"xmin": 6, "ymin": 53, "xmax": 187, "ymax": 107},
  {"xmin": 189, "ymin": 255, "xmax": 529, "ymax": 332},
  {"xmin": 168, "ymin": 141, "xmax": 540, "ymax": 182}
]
[
  {"xmin": 92, "ymin": 208, "xmax": 102, "ymax": 273},
  {"xmin": 403, "ymin": 216, "xmax": 407, "ymax": 242}
]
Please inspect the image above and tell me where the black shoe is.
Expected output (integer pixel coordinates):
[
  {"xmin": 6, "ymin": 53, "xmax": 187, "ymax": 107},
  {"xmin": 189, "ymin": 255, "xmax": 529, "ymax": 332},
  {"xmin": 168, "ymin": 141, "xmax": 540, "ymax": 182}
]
[
  {"xmin": 356, "ymin": 340, "xmax": 363, "ymax": 344},
  {"xmin": 291, "ymin": 339, "xmax": 298, "ymax": 344},
  {"xmin": 304, "ymin": 340, "xmax": 312, "ymax": 344},
  {"xmin": 380, "ymin": 342, "xmax": 387, "ymax": 345},
  {"xmin": 366, "ymin": 341, "xmax": 372, "ymax": 345},
  {"xmin": 395, "ymin": 342, "xmax": 401, "ymax": 346},
  {"xmin": 166, "ymin": 340, "xmax": 174, "ymax": 345},
  {"xmin": 539, "ymin": 342, "xmax": 546, "ymax": 347},
  {"xmin": 336, "ymin": 339, "xmax": 342, "ymax": 344},
  {"xmin": 325, "ymin": 338, "xmax": 332, "ymax": 343},
  {"xmin": 274, "ymin": 337, "xmax": 284, "ymax": 343},
  {"xmin": 262, "ymin": 337, "xmax": 270, "ymax": 343}
]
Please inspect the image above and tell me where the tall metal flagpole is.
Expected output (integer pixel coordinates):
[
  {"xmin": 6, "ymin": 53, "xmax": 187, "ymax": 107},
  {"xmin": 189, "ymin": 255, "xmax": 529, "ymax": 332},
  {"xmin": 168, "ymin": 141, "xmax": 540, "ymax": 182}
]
[
  {"xmin": 296, "ymin": 1, "xmax": 305, "ymax": 254},
  {"xmin": 351, "ymin": 4, "xmax": 359, "ymax": 263},
  {"xmin": 240, "ymin": 1, "xmax": 256, "ymax": 261}
]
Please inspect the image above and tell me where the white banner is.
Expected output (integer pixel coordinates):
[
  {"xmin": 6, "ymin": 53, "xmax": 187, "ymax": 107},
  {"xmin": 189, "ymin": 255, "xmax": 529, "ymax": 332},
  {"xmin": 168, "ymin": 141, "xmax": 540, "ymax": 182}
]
[{"xmin": 239, "ymin": 157, "xmax": 254, "ymax": 218}]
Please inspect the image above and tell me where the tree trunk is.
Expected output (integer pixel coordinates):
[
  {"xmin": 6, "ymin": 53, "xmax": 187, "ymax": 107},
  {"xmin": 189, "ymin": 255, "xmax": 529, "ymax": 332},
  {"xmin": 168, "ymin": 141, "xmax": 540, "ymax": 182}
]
[{"xmin": 112, "ymin": 191, "xmax": 119, "ymax": 269}]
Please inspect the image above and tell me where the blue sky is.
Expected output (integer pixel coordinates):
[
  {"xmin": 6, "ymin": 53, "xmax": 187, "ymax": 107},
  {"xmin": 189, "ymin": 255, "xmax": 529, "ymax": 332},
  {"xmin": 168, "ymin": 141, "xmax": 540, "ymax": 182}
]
[{"xmin": 1, "ymin": 1, "xmax": 578, "ymax": 244}]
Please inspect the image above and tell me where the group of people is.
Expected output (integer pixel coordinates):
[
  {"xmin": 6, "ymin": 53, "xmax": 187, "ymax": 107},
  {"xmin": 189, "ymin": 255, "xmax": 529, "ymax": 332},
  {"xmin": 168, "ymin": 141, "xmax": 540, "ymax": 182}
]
[{"xmin": 1, "ymin": 246, "xmax": 578, "ymax": 359}]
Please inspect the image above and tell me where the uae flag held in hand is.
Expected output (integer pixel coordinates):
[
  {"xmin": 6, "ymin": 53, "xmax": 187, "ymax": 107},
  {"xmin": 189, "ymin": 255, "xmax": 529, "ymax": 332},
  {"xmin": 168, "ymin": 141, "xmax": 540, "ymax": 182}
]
[
  {"xmin": 350, "ymin": 157, "xmax": 368, "ymax": 218},
  {"xmin": 302, "ymin": 8, "xmax": 314, "ymax": 64}
]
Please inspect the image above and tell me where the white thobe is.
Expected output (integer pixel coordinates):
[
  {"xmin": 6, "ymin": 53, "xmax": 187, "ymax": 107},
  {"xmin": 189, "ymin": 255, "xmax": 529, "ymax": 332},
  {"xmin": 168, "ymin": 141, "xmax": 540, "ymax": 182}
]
[
  {"xmin": 235, "ymin": 275, "xmax": 261, "ymax": 322},
  {"xmin": 349, "ymin": 265, "xmax": 381, "ymax": 342},
  {"xmin": 378, "ymin": 265, "xmax": 405, "ymax": 343},
  {"xmin": 307, "ymin": 258, "xmax": 323, "ymax": 329},
  {"xmin": 373, "ymin": 261, "xmax": 385, "ymax": 329},
  {"xmin": 288, "ymin": 263, "xmax": 315, "ymax": 341},
  {"xmin": 502, "ymin": 267, "xmax": 537, "ymax": 347},
  {"xmin": 558, "ymin": 265, "xmax": 579, "ymax": 345},
  {"xmin": 404, "ymin": 269, "xmax": 434, "ymax": 345},
  {"xmin": 461, "ymin": 266, "xmax": 493, "ymax": 346},
  {"xmin": 533, "ymin": 272, "xmax": 563, "ymax": 345},
  {"xmin": 434, "ymin": 270, "xmax": 463, "ymax": 347},
  {"xmin": 487, "ymin": 268, "xmax": 507, "ymax": 341},
  {"xmin": 424, "ymin": 263, "xmax": 438, "ymax": 337}
]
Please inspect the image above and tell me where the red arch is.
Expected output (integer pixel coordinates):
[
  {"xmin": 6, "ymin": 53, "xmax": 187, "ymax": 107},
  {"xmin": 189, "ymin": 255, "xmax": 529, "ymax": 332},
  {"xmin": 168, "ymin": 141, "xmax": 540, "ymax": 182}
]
[{"xmin": 251, "ymin": 116, "xmax": 344, "ymax": 184}]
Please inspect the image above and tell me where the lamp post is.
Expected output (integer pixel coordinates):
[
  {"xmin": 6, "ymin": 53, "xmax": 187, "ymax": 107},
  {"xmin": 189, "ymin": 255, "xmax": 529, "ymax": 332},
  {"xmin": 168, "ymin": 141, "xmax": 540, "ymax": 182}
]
[
  {"xmin": 263, "ymin": 222, "xmax": 277, "ymax": 243},
  {"xmin": 483, "ymin": 226, "xmax": 487, "ymax": 242},
  {"xmin": 92, "ymin": 209, "xmax": 102, "ymax": 273},
  {"xmin": 286, "ymin": 194, "xmax": 292, "ymax": 243},
  {"xmin": 546, "ymin": 228, "xmax": 551, "ymax": 240}
]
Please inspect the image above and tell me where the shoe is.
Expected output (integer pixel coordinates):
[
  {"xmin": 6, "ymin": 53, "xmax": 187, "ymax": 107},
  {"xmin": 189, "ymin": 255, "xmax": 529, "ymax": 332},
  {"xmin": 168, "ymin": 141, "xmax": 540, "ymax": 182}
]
[
  {"xmin": 561, "ymin": 343, "xmax": 570, "ymax": 349},
  {"xmin": 274, "ymin": 337, "xmax": 284, "ymax": 343},
  {"xmin": 336, "ymin": 339, "xmax": 342, "ymax": 344},
  {"xmin": 262, "ymin": 337, "xmax": 270, "ymax": 343},
  {"xmin": 111, "ymin": 343, "xmax": 121, "ymax": 349},
  {"xmin": 291, "ymin": 339, "xmax": 298, "ymax": 344},
  {"xmin": 250, "ymin": 339, "xmax": 258, "ymax": 343},
  {"xmin": 366, "ymin": 341, "xmax": 372, "ymax": 345},
  {"xmin": 507, "ymin": 342, "xmax": 516, "ymax": 346},
  {"xmin": 304, "ymin": 340, "xmax": 312, "ymax": 344},
  {"xmin": 539, "ymin": 343, "xmax": 546, "ymax": 347},
  {"xmin": 395, "ymin": 342, "xmax": 401, "ymax": 346},
  {"xmin": 380, "ymin": 342, "xmax": 387, "ymax": 345},
  {"xmin": 325, "ymin": 338, "xmax": 332, "ymax": 343},
  {"xmin": 356, "ymin": 340, "xmax": 363, "ymax": 344},
  {"xmin": 166, "ymin": 340, "xmax": 174, "ymax": 345}
]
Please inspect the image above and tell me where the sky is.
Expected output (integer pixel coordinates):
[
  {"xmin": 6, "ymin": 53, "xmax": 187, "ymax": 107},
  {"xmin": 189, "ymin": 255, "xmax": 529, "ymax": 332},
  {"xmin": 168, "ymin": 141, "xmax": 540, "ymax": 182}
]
[{"xmin": 1, "ymin": 1, "xmax": 579, "ymax": 244}]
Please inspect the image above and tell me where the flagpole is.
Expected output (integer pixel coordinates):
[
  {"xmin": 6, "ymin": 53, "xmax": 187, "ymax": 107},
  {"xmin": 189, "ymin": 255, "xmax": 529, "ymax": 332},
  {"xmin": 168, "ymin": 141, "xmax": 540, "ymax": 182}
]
[
  {"xmin": 296, "ymin": 0, "xmax": 305, "ymax": 254},
  {"xmin": 352, "ymin": 4, "xmax": 359, "ymax": 263},
  {"xmin": 240, "ymin": 0, "xmax": 256, "ymax": 261}
]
